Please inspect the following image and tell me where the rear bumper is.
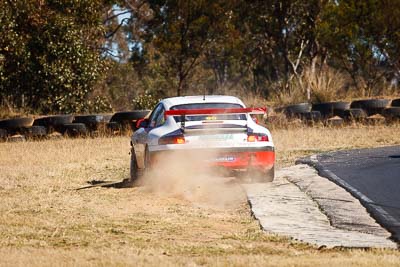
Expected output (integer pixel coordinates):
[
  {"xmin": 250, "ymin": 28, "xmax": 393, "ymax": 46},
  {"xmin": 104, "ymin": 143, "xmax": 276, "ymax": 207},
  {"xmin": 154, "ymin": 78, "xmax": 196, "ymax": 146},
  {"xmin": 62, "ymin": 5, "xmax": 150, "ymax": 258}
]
[{"xmin": 149, "ymin": 146, "xmax": 275, "ymax": 171}]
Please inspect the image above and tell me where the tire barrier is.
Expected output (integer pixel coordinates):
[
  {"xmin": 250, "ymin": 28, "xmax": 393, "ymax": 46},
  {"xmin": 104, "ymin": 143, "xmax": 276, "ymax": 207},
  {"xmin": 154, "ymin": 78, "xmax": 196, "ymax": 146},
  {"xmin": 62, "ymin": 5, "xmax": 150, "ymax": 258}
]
[
  {"xmin": 274, "ymin": 98, "xmax": 400, "ymax": 123},
  {"xmin": 106, "ymin": 121, "xmax": 122, "ymax": 133},
  {"xmin": 62, "ymin": 123, "xmax": 88, "ymax": 137},
  {"xmin": 21, "ymin": 126, "xmax": 47, "ymax": 139},
  {"xmin": 73, "ymin": 114, "xmax": 111, "ymax": 131},
  {"xmin": 1, "ymin": 99, "xmax": 399, "ymax": 142},
  {"xmin": 382, "ymin": 107, "xmax": 400, "ymax": 121},
  {"xmin": 390, "ymin": 98, "xmax": 400, "ymax": 107},
  {"xmin": 0, "ymin": 110, "xmax": 150, "ymax": 142},
  {"xmin": 343, "ymin": 108, "xmax": 368, "ymax": 121},
  {"xmin": 311, "ymin": 101, "xmax": 350, "ymax": 118},
  {"xmin": 299, "ymin": 111, "xmax": 322, "ymax": 122},
  {"xmin": 0, "ymin": 128, "xmax": 7, "ymax": 140},
  {"xmin": 0, "ymin": 117, "xmax": 34, "ymax": 132},
  {"xmin": 350, "ymin": 99, "xmax": 390, "ymax": 116},
  {"xmin": 281, "ymin": 103, "xmax": 311, "ymax": 118},
  {"xmin": 33, "ymin": 115, "xmax": 74, "ymax": 133},
  {"xmin": 110, "ymin": 110, "xmax": 151, "ymax": 131}
]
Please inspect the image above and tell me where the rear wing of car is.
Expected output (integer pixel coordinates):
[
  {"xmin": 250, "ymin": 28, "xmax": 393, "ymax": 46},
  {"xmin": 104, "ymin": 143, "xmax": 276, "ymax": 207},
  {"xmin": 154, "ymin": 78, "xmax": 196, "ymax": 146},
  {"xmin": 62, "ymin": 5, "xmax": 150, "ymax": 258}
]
[
  {"xmin": 164, "ymin": 107, "xmax": 267, "ymax": 130},
  {"xmin": 165, "ymin": 107, "xmax": 266, "ymax": 117}
]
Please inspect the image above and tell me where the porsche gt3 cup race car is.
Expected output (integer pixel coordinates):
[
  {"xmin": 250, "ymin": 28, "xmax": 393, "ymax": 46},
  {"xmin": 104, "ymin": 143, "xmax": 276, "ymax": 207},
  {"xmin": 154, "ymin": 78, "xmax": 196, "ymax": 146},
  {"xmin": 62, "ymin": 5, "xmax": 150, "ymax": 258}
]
[{"xmin": 129, "ymin": 95, "xmax": 275, "ymax": 183}]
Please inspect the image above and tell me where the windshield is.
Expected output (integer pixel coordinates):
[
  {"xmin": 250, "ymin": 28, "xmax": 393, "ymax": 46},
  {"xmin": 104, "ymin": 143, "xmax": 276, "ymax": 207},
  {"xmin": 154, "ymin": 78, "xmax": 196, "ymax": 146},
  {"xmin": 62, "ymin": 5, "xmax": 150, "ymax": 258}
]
[{"xmin": 170, "ymin": 103, "xmax": 246, "ymax": 122}]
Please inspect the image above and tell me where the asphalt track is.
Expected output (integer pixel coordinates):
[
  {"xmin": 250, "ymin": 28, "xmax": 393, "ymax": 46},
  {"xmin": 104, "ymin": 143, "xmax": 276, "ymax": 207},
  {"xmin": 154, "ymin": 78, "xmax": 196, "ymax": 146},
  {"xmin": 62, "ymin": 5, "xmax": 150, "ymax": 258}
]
[{"xmin": 297, "ymin": 146, "xmax": 400, "ymax": 242}]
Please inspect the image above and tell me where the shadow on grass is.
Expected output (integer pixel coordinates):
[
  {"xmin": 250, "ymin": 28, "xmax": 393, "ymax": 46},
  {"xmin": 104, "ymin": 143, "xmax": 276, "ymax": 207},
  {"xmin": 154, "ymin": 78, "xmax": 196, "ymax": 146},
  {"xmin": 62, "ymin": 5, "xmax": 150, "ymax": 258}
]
[{"xmin": 75, "ymin": 178, "xmax": 134, "ymax": 190}]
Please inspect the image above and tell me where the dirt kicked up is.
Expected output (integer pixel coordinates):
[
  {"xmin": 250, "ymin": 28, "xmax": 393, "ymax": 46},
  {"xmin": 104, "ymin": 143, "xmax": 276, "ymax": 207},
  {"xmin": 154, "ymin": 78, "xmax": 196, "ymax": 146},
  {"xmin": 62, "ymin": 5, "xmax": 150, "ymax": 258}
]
[
  {"xmin": 139, "ymin": 151, "xmax": 246, "ymax": 209},
  {"xmin": 0, "ymin": 125, "xmax": 400, "ymax": 266}
]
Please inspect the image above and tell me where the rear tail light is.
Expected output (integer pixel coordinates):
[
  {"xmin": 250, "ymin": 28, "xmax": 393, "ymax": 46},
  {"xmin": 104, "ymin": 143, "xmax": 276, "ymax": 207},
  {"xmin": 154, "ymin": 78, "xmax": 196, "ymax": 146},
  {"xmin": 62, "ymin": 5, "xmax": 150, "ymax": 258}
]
[
  {"xmin": 158, "ymin": 135, "xmax": 186, "ymax": 145},
  {"xmin": 247, "ymin": 133, "xmax": 269, "ymax": 142}
]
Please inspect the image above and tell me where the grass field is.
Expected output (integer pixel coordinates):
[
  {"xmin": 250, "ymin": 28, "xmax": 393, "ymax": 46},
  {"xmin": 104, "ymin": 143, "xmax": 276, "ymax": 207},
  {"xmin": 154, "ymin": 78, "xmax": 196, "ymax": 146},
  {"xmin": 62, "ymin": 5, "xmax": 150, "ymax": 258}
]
[{"xmin": 0, "ymin": 125, "xmax": 400, "ymax": 266}]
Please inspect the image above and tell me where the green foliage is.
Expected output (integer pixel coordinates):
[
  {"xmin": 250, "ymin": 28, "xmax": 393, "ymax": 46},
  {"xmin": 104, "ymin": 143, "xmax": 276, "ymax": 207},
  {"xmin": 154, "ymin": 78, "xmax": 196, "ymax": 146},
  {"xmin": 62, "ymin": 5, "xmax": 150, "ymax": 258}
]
[
  {"xmin": 0, "ymin": 0, "xmax": 110, "ymax": 113},
  {"xmin": 130, "ymin": 0, "xmax": 234, "ymax": 96},
  {"xmin": 95, "ymin": 61, "xmax": 142, "ymax": 111},
  {"xmin": 53, "ymin": 93, "xmax": 112, "ymax": 114},
  {"xmin": 86, "ymin": 95, "xmax": 113, "ymax": 113},
  {"xmin": 122, "ymin": 0, "xmax": 400, "ymax": 102},
  {"xmin": 2, "ymin": 0, "xmax": 400, "ymax": 113},
  {"xmin": 319, "ymin": 0, "xmax": 400, "ymax": 95},
  {"xmin": 132, "ymin": 93, "xmax": 160, "ymax": 110}
]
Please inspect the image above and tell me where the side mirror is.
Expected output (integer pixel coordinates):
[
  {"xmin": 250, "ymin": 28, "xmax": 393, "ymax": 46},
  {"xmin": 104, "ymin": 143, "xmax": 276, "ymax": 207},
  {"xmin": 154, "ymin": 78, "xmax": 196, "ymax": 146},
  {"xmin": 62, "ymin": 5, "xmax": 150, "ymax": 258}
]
[{"xmin": 136, "ymin": 118, "xmax": 149, "ymax": 129}]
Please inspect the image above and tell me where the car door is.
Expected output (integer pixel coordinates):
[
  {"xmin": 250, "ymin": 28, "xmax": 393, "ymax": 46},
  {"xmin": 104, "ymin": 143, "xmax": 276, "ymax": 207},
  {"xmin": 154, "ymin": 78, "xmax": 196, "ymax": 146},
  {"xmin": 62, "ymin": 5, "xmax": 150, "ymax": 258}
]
[{"xmin": 132, "ymin": 103, "xmax": 164, "ymax": 168}]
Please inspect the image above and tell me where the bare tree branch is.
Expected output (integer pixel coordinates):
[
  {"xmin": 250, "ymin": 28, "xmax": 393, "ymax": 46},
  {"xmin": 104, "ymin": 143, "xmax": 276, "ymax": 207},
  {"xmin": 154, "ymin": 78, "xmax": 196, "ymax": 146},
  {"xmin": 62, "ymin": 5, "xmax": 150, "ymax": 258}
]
[
  {"xmin": 105, "ymin": 17, "xmax": 130, "ymax": 39},
  {"xmin": 103, "ymin": 10, "xmax": 132, "ymax": 24}
]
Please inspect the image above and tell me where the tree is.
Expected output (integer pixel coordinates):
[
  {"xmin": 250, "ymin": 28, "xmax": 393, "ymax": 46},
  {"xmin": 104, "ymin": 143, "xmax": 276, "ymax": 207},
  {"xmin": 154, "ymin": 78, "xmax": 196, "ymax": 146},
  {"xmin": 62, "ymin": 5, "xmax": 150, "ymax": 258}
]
[
  {"xmin": 0, "ymin": 0, "xmax": 112, "ymax": 113},
  {"xmin": 129, "ymin": 0, "xmax": 235, "ymax": 96},
  {"xmin": 230, "ymin": 0, "xmax": 330, "ymax": 100},
  {"xmin": 319, "ymin": 0, "xmax": 400, "ymax": 95},
  {"xmin": 202, "ymin": 0, "xmax": 252, "ymax": 93}
]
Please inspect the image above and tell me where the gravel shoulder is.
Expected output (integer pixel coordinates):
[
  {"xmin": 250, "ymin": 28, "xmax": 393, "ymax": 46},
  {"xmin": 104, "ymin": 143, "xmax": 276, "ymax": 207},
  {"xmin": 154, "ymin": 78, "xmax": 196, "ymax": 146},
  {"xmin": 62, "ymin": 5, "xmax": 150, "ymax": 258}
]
[{"xmin": 244, "ymin": 164, "xmax": 398, "ymax": 249}]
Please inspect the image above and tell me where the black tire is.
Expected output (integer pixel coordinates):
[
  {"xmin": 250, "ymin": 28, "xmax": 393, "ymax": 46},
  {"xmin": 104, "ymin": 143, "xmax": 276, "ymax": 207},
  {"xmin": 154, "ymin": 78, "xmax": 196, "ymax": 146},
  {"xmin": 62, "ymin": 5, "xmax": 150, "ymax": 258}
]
[
  {"xmin": 250, "ymin": 166, "xmax": 275, "ymax": 183},
  {"xmin": 22, "ymin": 126, "xmax": 47, "ymax": 138},
  {"xmin": 0, "ymin": 117, "xmax": 34, "ymax": 130},
  {"xmin": 382, "ymin": 107, "xmax": 400, "ymax": 119},
  {"xmin": 33, "ymin": 115, "xmax": 74, "ymax": 132},
  {"xmin": 273, "ymin": 107, "xmax": 285, "ymax": 113},
  {"xmin": 0, "ymin": 128, "xmax": 7, "ymax": 139},
  {"xmin": 107, "ymin": 121, "xmax": 122, "ymax": 133},
  {"xmin": 299, "ymin": 111, "xmax": 322, "ymax": 122},
  {"xmin": 61, "ymin": 123, "xmax": 88, "ymax": 137},
  {"xmin": 144, "ymin": 147, "xmax": 151, "ymax": 171},
  {"xmin": 312, "ymin": 101, "xmax": 350, "ymax": 118},
  {"xmin": 73, "ymin": 115, "xmax": 108, "ymax": 130},
  {"xmin": 343, "ymin": 108, "xmax": 367, "ymax": 121},
  {"xmin": 350, "ymin": 99, "xmax": 390, "ymax": 115},
  {"xmin": 130, "ymin": 148, "xmax": 144, "ymax": 184},
  {"xmin": 391, "ymin": 98, "xmax": 400, "ymax": 107},
  {"xmin": 283, "ymin": 103, "xmax": 311, "ymax": 117}
]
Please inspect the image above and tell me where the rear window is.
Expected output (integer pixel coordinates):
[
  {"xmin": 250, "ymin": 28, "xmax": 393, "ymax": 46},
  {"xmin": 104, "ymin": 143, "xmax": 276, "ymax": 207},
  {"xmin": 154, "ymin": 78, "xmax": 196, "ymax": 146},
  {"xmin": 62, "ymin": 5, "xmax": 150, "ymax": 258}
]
[{"xmin": 170, "ymin": 103, "xmax": 246, "ymax": 122}]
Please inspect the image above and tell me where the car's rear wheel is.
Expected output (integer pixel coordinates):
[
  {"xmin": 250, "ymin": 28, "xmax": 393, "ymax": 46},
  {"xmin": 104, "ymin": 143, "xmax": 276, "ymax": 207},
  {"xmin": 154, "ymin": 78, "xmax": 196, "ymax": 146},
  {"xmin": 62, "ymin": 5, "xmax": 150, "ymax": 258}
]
[
  {"xmin": 130, "ymin": 148, "xmax": 142, "ymax": 184},
  {"xmin": 144, "ymin": 146, "xmax": 151, "ymax": 171},
  {"xmin": 250, "ymin": 166, "xmax": 275, "ymax": 183}
]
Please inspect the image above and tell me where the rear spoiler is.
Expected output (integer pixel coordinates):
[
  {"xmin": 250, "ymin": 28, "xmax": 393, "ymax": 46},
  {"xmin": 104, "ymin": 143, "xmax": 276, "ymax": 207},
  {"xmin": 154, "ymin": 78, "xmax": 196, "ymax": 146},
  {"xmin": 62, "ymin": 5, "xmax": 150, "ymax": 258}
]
[
  {"xmin": 164, "ymin": 107, "xmax": 267, "ymax": 130},
  {"xmin": 164, "ymin": 107, "xmax": 266, "ymax": 117}
]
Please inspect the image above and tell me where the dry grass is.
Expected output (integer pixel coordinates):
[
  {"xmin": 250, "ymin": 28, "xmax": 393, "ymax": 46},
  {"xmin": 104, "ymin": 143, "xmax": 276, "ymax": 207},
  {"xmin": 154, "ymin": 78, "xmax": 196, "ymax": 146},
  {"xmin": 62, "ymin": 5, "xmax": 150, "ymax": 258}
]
[{"xmin": 0, "ymin": 126, "xmax": 400, "ymax": 266}]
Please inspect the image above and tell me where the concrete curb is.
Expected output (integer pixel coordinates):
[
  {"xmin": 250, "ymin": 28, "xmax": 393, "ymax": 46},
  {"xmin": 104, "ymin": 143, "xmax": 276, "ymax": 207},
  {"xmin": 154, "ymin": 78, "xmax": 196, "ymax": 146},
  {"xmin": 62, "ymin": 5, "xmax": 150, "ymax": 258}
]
[
  {"xmin": 297, "ymin": 154, "xmax": 400, "ymax": 242},
  {"xmin": 244, "ymin": 165, "xmax": 398, "ymax": 249}
]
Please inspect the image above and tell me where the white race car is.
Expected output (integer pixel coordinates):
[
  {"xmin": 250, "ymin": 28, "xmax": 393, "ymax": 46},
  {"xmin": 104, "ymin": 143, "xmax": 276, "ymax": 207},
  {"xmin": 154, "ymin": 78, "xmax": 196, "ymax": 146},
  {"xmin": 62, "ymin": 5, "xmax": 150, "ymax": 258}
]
[{"xmin": 130, "ymin": 95, "xmax": 275, "ymax": 183}]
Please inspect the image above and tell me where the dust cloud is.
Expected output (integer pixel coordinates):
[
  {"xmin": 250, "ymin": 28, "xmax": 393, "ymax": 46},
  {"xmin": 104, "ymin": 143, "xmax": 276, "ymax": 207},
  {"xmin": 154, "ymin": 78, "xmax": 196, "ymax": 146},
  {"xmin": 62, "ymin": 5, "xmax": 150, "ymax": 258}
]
[{"xmin": 138, "ymin": 150, "xmax": 246, "ymax": 209}]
